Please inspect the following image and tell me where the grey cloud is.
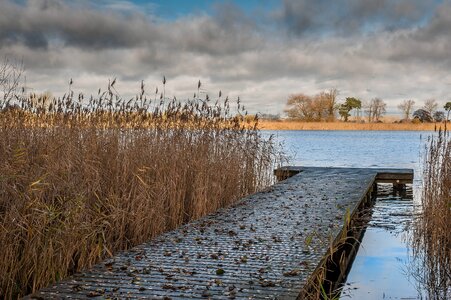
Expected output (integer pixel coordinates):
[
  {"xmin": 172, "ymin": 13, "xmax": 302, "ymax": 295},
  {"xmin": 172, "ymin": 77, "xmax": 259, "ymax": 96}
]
[
  {"xmin": 0, "ymin": 0, "xmax": 264, "ymax": 84},
  {"xmin": 1, "ymin": 0, "xmax": 450, "ymax": 115},
  {"xmin": 0, "ymin": 0, "xmax": 160, "ymax": 50},
  {"xmin": 416, "ymin": 2, "xmax": 451, "ymax": 40},
  {"xmin": 277, "ymin": 0, "xmax": 436, "ymax": 36},
  {"xmin": 354, "ymin": 2, "xmax": 451, "ymax": 66},
  {"xmin": 166, "ymin": 16, "xmax": 263, "ymax": 57},
  {"xmin": 0, "ymin": 0, "xmax": 261, "ymax": 55}
]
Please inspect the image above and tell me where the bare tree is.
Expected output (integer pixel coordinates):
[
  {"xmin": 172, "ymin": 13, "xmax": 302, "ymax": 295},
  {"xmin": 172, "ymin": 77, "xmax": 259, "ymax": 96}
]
[
  {"xmin": 397, "ymin": 99, "xmax": 415, "ymax": 120},
  {"xmin": 372, "ymin": 98, "xmax": 387, "ymax": 121},
  {"xmin": 284, "ymin": 93, "xmax": 314, "ymax": 120},
  {"xmin": 423, "ymin": 99, "xmax": 438, "ymax": 115},
  {"xmin": 0, "ymin": 58, "xmax": 25, "ymax": 109},
  {"xmin": 365, "ymin": 98, "xmax": 386, "ymax": 122},
  {"xmin": 285, "ymin": 89, "xmax": 338, "ymax": 121},
  {"xmin": 321, "ymin": 88, "xmax": 338, "ymax": 121},
  {"xmin": 312, "ymin": 93, "xmax": 329, "ymax": 121},
  {"xmin": 364, "ymin": 100, "xmax": 373, "ymax": 122}
]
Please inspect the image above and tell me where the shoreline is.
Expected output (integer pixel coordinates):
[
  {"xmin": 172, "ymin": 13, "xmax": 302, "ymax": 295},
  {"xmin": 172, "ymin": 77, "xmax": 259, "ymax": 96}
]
[{"xmin": 258, "ymin": 120, "xmax": 443, "ymax": 131}]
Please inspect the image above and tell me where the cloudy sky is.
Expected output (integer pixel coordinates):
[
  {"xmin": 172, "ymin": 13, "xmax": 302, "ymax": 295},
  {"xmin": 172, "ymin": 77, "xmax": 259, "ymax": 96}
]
[{"xmin": 1, "ymin": 0, "xmax": 450, "ymax": 115}]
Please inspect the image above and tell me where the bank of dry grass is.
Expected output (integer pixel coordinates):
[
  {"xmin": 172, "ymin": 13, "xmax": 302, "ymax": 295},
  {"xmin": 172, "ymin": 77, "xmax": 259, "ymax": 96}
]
[
  {"xmin": 258, "ymin": 120, "xmax": 439, "ymax": 131},
  {"xmin": 411, "ymin": 129, "xmax": 450, "ymax": 298},
  {"xmin": 0, "ymin": 85, "xmax": 280, "ymax": 298}
]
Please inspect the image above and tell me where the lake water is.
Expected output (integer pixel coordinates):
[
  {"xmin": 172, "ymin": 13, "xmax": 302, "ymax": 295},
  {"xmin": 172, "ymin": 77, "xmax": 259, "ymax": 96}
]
[
  {"xmin": 266, "ymin": 130, "xmax": 434, "ymax": 299},
  {"xmin": 267, "ymin": 130, "xmax": 428, "ymax": 172}
]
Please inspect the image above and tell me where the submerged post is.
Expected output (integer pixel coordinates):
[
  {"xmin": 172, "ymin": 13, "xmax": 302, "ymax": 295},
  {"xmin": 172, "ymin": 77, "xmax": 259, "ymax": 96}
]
[{"xmin": 393, "ymin": 179, "xmax": 407, "ymax": 191}]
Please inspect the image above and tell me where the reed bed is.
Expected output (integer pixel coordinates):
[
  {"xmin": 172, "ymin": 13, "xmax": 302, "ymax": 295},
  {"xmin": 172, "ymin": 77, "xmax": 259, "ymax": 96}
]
[
  {"xmin": 258, "ymin": 120, "xmax": 438, "ymax": 131},
  {"xmin": 411, "ymin": 129, "xmax": 450, "ymax": 298},
  {"xmin": 0, "ymin": 81, "xmax": 281, "ymax": 298}
]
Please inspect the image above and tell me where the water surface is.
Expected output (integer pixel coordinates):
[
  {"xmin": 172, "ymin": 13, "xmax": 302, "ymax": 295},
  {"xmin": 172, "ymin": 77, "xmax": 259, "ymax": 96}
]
[{"xmin": 267, "ymin": 130, "xmax": 427, "ymax": 172}]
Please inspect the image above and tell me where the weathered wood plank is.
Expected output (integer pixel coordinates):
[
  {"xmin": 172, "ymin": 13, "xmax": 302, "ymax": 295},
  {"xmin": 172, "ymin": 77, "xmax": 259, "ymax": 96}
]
[
  {"xmin": 27, "ymin": 167, "xmax": 412, "ymax": 299},
  {"xmin": 275, "ymin": 166, "xmax": 413, "ymax": 184}
]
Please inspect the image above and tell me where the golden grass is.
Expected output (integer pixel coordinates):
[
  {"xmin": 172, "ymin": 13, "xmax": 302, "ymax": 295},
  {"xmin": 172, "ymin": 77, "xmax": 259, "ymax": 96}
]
[
  {"xmin": 411, "ymin": 129, "xmax": 450, "ymax": 297},
  {"xmin": 0, "ymin": 86, "xmax": 281, "ymax": 298},
  {"xmin": 258, "ymin": 120, "xmax": 439, "ymax": 131}
]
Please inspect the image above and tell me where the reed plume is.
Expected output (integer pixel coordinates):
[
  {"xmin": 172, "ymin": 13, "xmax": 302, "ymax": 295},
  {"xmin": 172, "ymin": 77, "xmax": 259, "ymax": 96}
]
[{"xmin": 0, "ymin": 79, "xmax": 282, "ymax": 298}]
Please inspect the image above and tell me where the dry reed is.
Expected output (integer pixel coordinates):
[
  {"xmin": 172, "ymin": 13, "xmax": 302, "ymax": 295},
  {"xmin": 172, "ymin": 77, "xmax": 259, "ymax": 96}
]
[
  {"xmin": 0, "ymin": 80, "xmax": 281, "ymax": 298},
  {"xmin": 411, "ymin": 129, "xmax": 450, "ymax": 299},
  {"xmin": 258, "ymin": 120, "xmax": 438, "ymax": 131}
]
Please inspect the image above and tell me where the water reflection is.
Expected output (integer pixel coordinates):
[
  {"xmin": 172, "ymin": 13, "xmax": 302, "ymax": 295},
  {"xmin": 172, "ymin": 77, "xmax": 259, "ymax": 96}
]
[{"xmin": 341, "ymin": 184, "xmax": 425, "ymax": 299}]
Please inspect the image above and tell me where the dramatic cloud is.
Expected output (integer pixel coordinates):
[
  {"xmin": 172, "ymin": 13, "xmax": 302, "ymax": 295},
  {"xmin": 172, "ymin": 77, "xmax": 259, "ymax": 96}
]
[
  {"xmin": 277, "ymin": 0, "xmax": 436, "ymax": 36},
  {"xmin": 0, "ymin": 0, "xmax": 151, "ymax": 49},
  {"xmin": 0, "ymin": 0, "xmax": 450, "ymax": 115}
]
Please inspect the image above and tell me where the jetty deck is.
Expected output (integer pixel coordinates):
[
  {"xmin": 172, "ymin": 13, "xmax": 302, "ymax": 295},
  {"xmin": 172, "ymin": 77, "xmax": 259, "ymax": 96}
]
[{"xmin": 28, "ymin": 167, "xmax": 413, "ymax": 299}]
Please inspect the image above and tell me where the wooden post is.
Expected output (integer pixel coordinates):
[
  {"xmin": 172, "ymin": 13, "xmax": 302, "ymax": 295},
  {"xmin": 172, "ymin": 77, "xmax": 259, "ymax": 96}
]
[
  {"xmin": 393, "ymin": 179, "xmax": 406, "ymax": 191},
  {"xmin": 371, "ymin": 183, "xmax": 378, "ymax": 198}
]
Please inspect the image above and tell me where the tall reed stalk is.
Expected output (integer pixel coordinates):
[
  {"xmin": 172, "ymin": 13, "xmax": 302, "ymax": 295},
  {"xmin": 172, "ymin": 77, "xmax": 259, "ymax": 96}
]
[
  {"xmin": 411, "ymin": 130, "xmax": 450, "ymax": 299},
  {"xmin": 0, "ymin": 80, "xmax": 281, "ymax": 298}
]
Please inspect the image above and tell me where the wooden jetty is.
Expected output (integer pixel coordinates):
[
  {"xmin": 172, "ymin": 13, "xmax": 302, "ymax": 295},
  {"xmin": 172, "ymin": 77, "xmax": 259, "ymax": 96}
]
[{"xmin": 28, "ymin": 167, "xmax": 413, "ymax": 299}]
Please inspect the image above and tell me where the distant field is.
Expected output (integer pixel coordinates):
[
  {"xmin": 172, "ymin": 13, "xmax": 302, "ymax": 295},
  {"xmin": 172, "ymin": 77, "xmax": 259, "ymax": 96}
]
[{"xmin": 258, "ymin": 120, "xmax": 442, "ymax": 131}]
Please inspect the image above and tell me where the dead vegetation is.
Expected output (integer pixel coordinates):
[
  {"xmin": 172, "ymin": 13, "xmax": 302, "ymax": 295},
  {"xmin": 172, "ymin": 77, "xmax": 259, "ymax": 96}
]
[
  {"xmin": 411, "ymin": 129, "xmax": 450, "ymax": 299},
  {"xmin": 258, "ymin": 120, "xmax": 438, "ymax": 131},
  {"xmin": 0, "ymin": 78, "xmax": 281, "ymax": 298}
]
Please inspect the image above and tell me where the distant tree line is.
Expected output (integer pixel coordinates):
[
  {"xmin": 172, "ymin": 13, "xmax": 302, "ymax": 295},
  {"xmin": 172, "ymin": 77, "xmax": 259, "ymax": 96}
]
[
  {"xmin": 399, "ymin": 98, "xmax": 451, "ymax": 122},
  {"xmin": 259, "ymin": 113, "xmax": 281, "ymax": 120},
  {"xmin": 285, "ymin": 90, "xmax": 451, "ymax": 123},
  {"xmin": 285, "ymin": 90, "xmax": 387, "ymax": 123}
]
